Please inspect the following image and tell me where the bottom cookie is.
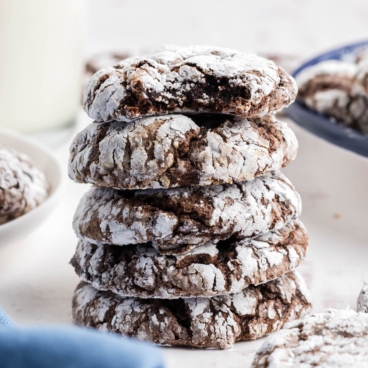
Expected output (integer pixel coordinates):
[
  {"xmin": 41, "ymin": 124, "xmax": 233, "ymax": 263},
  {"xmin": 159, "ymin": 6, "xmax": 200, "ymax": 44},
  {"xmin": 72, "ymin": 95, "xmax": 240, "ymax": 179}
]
[{"xmin": 72, "ymin": 271, "xmax": 311, "ymax": 349}]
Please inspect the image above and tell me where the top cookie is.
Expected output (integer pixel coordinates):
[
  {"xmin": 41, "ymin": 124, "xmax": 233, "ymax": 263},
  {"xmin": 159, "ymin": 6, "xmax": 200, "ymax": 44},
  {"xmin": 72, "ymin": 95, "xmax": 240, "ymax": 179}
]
[
  {"xmin": 251, "ymin": 309, "xmax": 368, "ymax": 368},
  {"xmin": 83, "ymin": 45, "xmax": 297, "ymax": 122},
  {"xmin": 0, "ymin": 146, "xmax": 49, "ymax": 225}
]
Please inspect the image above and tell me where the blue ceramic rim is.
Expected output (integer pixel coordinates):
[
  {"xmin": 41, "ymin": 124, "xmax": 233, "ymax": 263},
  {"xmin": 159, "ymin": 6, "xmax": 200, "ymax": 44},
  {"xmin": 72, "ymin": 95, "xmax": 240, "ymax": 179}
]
[{"xmin": 285, "ymin": 40, "xmax": 368, "ymax": 158}]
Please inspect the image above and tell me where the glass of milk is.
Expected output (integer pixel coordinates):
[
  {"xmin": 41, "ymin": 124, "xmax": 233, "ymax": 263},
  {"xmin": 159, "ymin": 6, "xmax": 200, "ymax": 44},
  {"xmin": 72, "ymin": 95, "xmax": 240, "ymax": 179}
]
[{"xmin": 0, "ymin": 0, "xmax": 86, "ymax": 136}]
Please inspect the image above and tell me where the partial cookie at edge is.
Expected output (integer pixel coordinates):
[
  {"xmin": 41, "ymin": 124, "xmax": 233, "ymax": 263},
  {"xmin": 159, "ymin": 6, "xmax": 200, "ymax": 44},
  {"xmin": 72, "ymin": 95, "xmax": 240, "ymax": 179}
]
[
  {"xmin": 72, "ymin": 271, "xmax": 311, "ymax": 349},
  {"xmin": 251, "ymin": 309, "xmax": 368, "ymax": 367},
  {"xmin": 0, "ymin": 146, "xmax": 49, "ymax": 225},
  {"xmin": 296, "ymin": 60, "xmax": 357, "ymax": 126},
  {"xmin": 296, "ymin": 60, "xmax": 368, "ymax": 134}
]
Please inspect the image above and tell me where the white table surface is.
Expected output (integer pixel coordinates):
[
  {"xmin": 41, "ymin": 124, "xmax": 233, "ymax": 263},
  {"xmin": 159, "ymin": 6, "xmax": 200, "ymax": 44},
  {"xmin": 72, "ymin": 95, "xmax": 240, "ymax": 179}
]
[{"xmin": 2, "ymin": 1, "xmax": 368, "ymax": 366}]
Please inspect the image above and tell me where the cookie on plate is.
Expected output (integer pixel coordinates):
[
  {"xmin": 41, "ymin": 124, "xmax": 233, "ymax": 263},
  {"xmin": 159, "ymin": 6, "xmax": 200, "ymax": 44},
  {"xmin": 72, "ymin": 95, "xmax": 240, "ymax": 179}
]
[
  {"xmin": 83, "ymin": 45, "xmax": 297, "ymax": 122},
  {"xmin": 297, "ymin": 60, "xmax": 357, "ymax": 125},
  {"xmin": 71, "ymin": 220, "xmax": 308, "ymax": 299},
  {"xmin": 69, "ymin": 114, "xmax": 298, "ymax": 190},
  {"xmin": 251, "ymin": 309, "xmax": 368, "ymax": 367},
  {"xmin": 0, "ymin": 146, "xmax": 49, "ymax": 225},
  {"xmin": 73, "ymin": 171, "xmax": 301, "ymax": 254},
  {"xmin": 73, "ymin": 271, "xmax": 311, "ymax": 349},
  {"xmin": 296, "ymin": 60, "xmax": 368, "ymax": 134}
]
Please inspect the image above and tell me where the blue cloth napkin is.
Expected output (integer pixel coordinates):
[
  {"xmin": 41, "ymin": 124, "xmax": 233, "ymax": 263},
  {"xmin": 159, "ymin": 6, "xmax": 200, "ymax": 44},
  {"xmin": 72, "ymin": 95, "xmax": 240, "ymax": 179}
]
[{"xmin": 0, "ymin": 308, "xmax": 165, "ymax": 368}]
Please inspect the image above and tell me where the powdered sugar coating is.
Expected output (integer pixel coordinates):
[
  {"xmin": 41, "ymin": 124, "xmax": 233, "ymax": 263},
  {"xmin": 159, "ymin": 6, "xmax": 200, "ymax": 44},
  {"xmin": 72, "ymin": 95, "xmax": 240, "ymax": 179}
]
[
  {"xmin": 252, "ymin": 309, "xmax": 368, "ymax": 367},
  {"xmin": 296, "ymin": 60, "xmax": 368, "ymax": 134},
  {"xmin": 297, "ymin": 61, "xmax": 355, "ymax": 124},
  {"xmin": 83, "ymin": 45, "xmax": 297, "ymax": 122},
  {"xmin": 72, "ymin": 172, "xmax": 302, "ymax": 254},
  {"xmin": 73, "ymin": 271, "xmax": 311, "ymax": 349},
  {"xmin": 296, "ymin": 60, "xmax": 356, "ymax": 89},
  {"xmin": 69, "ymin": 114, "xmax": 298, "ymax": 189},
  {"xmin": 71, "ymin": 220, "xmax": 308, "ymax": 299},
  {"xmin": 0, "ymin": 146, "xmax": 49, "ymax": 225}
]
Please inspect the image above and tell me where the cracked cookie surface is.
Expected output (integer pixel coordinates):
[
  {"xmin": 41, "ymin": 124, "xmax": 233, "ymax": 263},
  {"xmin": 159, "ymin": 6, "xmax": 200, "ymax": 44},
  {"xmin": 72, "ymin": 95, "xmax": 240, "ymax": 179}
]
[
  {"xmin": 297, "ymin": 61, "xmax": 357, "ymax": 124},
  {"xmin": 251, "ymin": 309, "xmax": 368, "ymax": 367},
  {"xmin": 72, "ymin": 172, "xmax": 301, "ymax": 254},
  {"xmin": 297, "ymin": 60, "xmax": 368, "ymax": 134},
  {"xmin": 72, "ymin": 271, "xmax": 311, "ymax": 349},
  {"xmin": 69, "ymin": 114, "xmax": 298, "ymax": 190},
  {"xmin": 71, "ymin": 220, "xmax": 308, "ymax": 299},
  {"xmin": 0, "ymin": 146, "xmax": 49, "ymax": 225},
  {"xmin": 83, "ymin": 45, "xmax": 297, "ymax": 122}
]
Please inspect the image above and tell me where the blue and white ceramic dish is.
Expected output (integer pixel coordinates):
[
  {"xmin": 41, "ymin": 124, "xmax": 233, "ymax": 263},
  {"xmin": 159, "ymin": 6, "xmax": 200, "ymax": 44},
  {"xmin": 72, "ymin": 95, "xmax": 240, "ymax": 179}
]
[{"xmin": 285, "ymin": 40, "xmax": 368, "ymax": 157}]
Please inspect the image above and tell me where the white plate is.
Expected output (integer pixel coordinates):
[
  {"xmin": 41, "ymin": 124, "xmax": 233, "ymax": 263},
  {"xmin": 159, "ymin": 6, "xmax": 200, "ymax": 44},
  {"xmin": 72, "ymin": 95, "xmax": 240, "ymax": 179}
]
[{"xmin": 0, "ymin": 128, "xmax": 64, "ymax": 247}]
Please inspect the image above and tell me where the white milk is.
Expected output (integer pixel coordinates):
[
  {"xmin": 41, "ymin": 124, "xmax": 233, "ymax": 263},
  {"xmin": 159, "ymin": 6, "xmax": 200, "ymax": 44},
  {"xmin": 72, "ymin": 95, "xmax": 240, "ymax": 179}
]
[{"xmin": 0, "ymin": 0, "xmax": 86, "ymax": 133}]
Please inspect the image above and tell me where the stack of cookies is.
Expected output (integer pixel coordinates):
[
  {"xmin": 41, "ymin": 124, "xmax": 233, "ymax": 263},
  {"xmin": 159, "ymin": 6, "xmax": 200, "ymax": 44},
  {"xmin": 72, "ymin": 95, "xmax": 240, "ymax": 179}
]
[{"xmin": 69, "ymin": 46, "xmax": 312, "ymax": 349}]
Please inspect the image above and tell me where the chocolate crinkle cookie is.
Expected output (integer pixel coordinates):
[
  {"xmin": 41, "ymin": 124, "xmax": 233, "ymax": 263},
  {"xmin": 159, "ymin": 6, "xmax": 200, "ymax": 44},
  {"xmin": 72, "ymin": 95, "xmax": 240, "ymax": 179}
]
[
  {"xmin": 83, "ymin": 45, "xmax": 297, "ymax": 122},
  {"xmin": 296, "ymin": 58, "xmax": 368, "ymax": 134},
  {"xmin": 68, "ymin": 114, "xmax": 298, "ymax": 190},
  {"xmin": 71, "ymin": 220, "xmax": 308, "ymax": 299},
  {"xmin": 251, "ymin": 309, "xmax": 368, "ymax": 367},
  {"xmin": 72, "ymin": 271, "xmax": 311, "ymax": 349},
  {"xmin": 297, "ymin": 61, "xmax": 357, "ymax": 124},
  {"xmin": 72, "ymin": 171, "xmax": 301, "ymax": 254},
  {"xmin": 0, "ymin": 146, "xmax": 49, "ymax": 225}
]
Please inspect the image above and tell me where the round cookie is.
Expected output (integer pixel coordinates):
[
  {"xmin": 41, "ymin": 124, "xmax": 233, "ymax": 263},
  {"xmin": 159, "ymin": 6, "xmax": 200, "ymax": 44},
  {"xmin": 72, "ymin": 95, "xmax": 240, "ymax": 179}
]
[
  {"xmin": 297, "ymin": 60, "xmax": 357, "ymax": 126},
  {"xmin": 72, "ymin": 271, "xmax": 311, "ymax": 349},
  {"xmin": 297, "ymin": 60, "xmax": 368, "ymax": 134},
  {"xmin": 83, "ymin": 45, "xmax": 297, "ymax": 122},
  {"xmin": 251, "ymin": 309, "xmax": 368, "ymax": 367},
  {"xmin": 71, "ymin": 220, "xmax": 308, "ymax": 299},
  {"xmin": 69, "ymin": 114, "xmax": 298, "ymax": 190},
  {"xmin": 349, "ymin": 61, "xmax": 368, "ymax": 134},
  {"xmin": 72, "ymin": 171, "xmax": 302, "ymax": 254},
  {"xmin": 0, "ymin": 146, "xmax": 49, "ymax": 225}
]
